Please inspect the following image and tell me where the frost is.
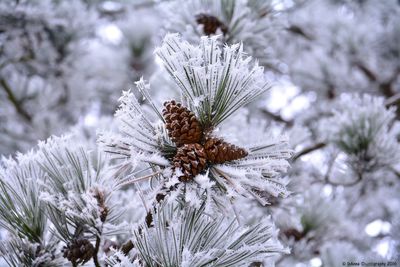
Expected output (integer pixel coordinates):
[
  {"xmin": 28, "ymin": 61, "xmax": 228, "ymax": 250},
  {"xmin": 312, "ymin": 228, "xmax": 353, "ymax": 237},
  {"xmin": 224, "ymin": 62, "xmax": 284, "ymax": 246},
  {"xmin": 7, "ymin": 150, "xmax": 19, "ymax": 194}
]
[
  {"xmin": 132, "ymin": 203, "xmax": 288, "ymax": 267},
  {"xmin": 322, "ymin": 94, "xmax": 400, "ymax": 172},
  {"xmin": 162, "ymin": 0, "xmax": 282, "ymax": 67},
  {"xmin": 156, "ymin": 33, "xmax": 270, "ymax": 126}
]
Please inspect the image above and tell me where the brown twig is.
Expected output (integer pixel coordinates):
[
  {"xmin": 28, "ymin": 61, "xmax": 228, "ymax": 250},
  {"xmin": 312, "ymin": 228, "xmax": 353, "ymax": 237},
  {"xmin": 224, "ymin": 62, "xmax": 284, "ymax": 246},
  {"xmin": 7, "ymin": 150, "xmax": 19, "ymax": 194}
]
[
  {"xmin": 286, "ymin": 25, "xmax": 314, "ymax": 40},
  {"xmin": 0, "ymin": 78, "xmax": 32, "ymax": 121},
  {"xmin": 385, "ymin": 93, "xmax": 400, "ymax": 107},
  {"xmin": 120, "ymin": 187, "xmax": 172, "ymax": 256},
  {"xmin": 293, "ymin": 142, "xmax": 326, "ymax": 161},
  {"xmin": 92, "ymin": 236, "xmax": 101, "ymax": 267},
  {"xmin": 261, "ymin": 109, "xmax": 294, "ymax": 126},
  {"xmin": 354, "ymin": 61, "xmax": 377, "ymax": 82}
]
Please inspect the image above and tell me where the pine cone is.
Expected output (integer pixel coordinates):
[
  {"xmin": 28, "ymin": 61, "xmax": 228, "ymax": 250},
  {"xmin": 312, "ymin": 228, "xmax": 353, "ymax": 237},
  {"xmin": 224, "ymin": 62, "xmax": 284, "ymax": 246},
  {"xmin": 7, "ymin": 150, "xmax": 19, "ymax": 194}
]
[
  {"xmin": 195, "ymin": 13, "xmax": 228, "ymax": 35},
  {"xmin": 163, "ymin": 100, "xmax": 202, "ymax": 146},
  {"xmin": 92, "ymin": 188, "xmax": 109, "ymax": 223},
  {"xmin": 204, "ymin": 138, "xmax": 248, "ymax": 164},
  {"xmin": 63, "ymin": 238, "xmax": 95, "ymax": 265},
  {"xmin": 172, "ymin": 143, "xmax": 207, "ymax": 181},
  {"xmin": 283, "ymin": 228, "xmax": 305, "ymax": 241}
]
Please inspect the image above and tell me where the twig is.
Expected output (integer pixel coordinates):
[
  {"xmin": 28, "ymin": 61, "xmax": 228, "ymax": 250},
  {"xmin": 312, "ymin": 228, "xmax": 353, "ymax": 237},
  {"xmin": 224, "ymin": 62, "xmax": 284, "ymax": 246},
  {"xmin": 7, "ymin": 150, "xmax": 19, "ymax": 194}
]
[
  {"xmin": 0, "ymin": 78, "xmax": 32, "ymax": 121},
  {"xmin": 354, "ymin": 61, "xmax": 377, "ymax": 82},
  {"xmin": 261, "ymin": 109, "xmax": 293, "ymax": 126},
  {"xmin": 323, "ymin": 153, "xmax": 337, "ymax": 183},
  {"xmin": 92, "ymin": 236, "xmax": 101, "ymax": 267},
  {"xmin": 293, "ymin": 142, "xmax": 326, "ymax": 161},
  {"xmin": 325, "ymin": 172, "xmax": 362, "ymax": 187},
  {"xmin": 286, "ymin": 25, "xmax": 314, "ymax": 40},
  {"xmin": 385, "ymin": 92, "xmax": 400, "ymax": 107}
]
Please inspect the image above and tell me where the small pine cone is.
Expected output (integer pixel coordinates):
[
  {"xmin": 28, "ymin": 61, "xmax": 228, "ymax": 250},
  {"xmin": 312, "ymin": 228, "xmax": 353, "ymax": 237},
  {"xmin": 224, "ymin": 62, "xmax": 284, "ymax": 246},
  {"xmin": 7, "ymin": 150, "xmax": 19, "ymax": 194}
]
[
  {"xmin": 283, "ymin": 228, "xmax": 305, "ymax": 241},
  {"xmin": 63, "ymin": 238, "xmax": 95, "ymax": 265},
  {"xmin": 100, "ymin": 206, "xmax": 109, "ymax": 223},
  {"xmin": 195, "ymin": 13, "xmax": 228, "ymax": 35},
  {"xmin": 163, "ymin": 100, "xmax": 202, "ymax": 146},
  {"xmin": 172, "ymin": 143, "xmax": 207, "ymax": 181},
  {"xmin": 92, "ymin": 188, "xmax": 109, "ymax": 222},
  {"xmin": 204, "ymin": 138, "xmax": 248, "ymax": 164}
]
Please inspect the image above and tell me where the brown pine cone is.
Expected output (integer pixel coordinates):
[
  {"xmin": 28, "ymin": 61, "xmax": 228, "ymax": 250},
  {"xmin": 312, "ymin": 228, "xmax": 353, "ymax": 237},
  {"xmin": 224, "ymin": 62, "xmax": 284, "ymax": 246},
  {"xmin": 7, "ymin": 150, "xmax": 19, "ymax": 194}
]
[
  {"xmin": 172, "ymin": 143, "xmax": 207, "ymax": 181},
  {"xmin": 92, "ymin": 188, "xmax": 109, "ymax": 223},
  {"xmin": 62, "ymin": 238, "xmax": 95, "ymax": 265},
  {"xmin": 283, "ymin": 228, "xmax": 305, "ymax": 241},
  {"xmin": 163, "ymin": 100, "xmax": 202, "ymax": 146},
  {"xmin": 204, "ymin": 137, "xmax": 248, "ymax": 164},
  {"xmin": 195, "ymin": 13, "xmax": 228, "ymax": 35}
]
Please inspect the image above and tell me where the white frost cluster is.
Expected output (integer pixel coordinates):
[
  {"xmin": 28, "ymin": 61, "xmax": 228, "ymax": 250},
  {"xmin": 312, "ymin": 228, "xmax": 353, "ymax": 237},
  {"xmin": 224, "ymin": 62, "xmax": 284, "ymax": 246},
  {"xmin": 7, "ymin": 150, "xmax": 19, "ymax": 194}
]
[{"xmin": 322, "ymin": 94, "xmax": 400, "ymax": 172}]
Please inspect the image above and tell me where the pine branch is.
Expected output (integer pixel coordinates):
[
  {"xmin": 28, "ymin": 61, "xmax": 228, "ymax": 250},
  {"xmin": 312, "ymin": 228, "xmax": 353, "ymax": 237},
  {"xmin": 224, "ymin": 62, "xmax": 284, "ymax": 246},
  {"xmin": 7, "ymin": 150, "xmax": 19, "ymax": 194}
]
[{"xmin": 133, "ymin": 203, "xmax": 288, "ymax": 267}]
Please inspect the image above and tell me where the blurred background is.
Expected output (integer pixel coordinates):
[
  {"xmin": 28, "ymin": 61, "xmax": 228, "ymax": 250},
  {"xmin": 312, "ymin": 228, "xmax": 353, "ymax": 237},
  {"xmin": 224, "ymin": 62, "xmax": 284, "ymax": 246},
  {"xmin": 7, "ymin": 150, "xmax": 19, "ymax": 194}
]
[{"xmin": 1, "ymin": 0, "xmax": 399, "ymax": 266}]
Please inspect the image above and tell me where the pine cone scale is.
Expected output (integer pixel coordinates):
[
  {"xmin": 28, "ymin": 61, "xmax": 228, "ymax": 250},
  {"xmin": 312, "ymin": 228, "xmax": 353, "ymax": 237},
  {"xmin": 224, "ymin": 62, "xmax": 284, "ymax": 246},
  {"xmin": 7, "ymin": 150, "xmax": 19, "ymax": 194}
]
[
  {"xmin": 164, "ymin": 100, "xmax": 249, "ymax": 180},
  {"xmin": 204, "ymin": 137, "xmax": 248, "ymax": 164},
  {"xmin": 63, "ymin": 238, "xmax": 94, "ymax": 265},
  {"xmin": 163, "ymin": 100, "xmax": 203, "ymax": 146},
  {"xmin": 173, "ymin": 144, "xmax": 207, "ymax": 181}
]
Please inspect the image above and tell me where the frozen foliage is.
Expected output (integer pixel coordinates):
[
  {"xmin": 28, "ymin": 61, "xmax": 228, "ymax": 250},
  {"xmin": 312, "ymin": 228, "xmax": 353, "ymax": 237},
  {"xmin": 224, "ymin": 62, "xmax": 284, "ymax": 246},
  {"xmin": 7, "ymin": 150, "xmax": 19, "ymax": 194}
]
[
  {"xmin": 128, "ymin": 204, "xmax": 287, "ymax": 267},
  {"xmin": 0, "ymin": 134, "xmax": 132, "ymax": 266},
  {"xmin": 322, "ymin": 94, "xmax": 400, "ymax": 173},
  {"xmin": 278, "ymin": 0, "xmax": 400, "ymax": 100},
  {"xmin": 0, "ymin": 152, "xmax": 65, "ymax": 266},
  {"xmin": 0, "ymin": 0, "xmax": 162, "ymax": 155},
  {"xmin": 0, "ymin": 0, "xmax": 98, "ymax": 155},
  {"xmin": 118, "ymin": 9, "xmax": 159, "ymax": 82},
  {"xmin": 101, "ymin": 35, "xmax": 292, "ymax": 210},
  {"xmin": 162, "ymin": 0, "xmax": 284, "ymax": 68},
  {"xmin": 156, "ymin": 34, "xmax": 271, "ymax": 127},
  {"xmin": 37, "ymin": 136, "xmax": 125, "ymax": 245},
  {"xmin": 1, "ymin": 0, "xmax": 400, "ymax": 266}
]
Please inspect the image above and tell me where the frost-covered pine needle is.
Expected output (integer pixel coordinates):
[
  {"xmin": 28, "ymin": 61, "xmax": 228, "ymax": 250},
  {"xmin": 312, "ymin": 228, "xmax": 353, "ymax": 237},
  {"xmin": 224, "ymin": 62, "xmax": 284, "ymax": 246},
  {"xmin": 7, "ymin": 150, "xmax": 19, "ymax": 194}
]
[
  {"xmin": 131, "ymin": 203, "xmax": 288, "ymax": 267},
  {"xmin": 156, "ymin": 33, "xmax": 271, "ymax": 128}
]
